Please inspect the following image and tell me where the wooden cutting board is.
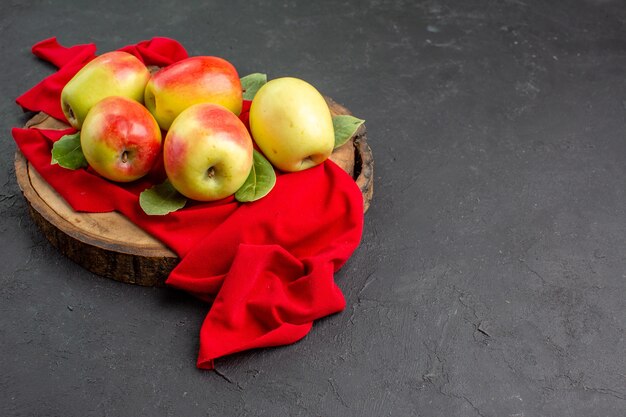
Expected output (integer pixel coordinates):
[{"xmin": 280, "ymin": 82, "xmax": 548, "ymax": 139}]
[{"xmin": 14, "ymin": 97, "xmax": 374, "ymax": 286}]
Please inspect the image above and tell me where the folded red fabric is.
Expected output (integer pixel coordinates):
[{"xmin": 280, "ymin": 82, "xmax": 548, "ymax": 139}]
[{"xmin": 13, "ymin": 37, "xmax": 364, "ymax": 369}]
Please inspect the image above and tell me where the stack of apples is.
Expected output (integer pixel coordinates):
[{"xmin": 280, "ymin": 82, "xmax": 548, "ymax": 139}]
[{"xmin": 59, "ymin": 50, "xmax": 338, "ymax": 206}]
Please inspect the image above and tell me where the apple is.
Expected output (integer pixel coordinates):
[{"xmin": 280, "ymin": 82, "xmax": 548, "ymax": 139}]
[
  {"xmin": 61, "ymin": 51, "xmax": 150, "ymax": 129},
  {"xmin": 163, "ymin": 103, "xmax": 253, "ymax": 201},
  {"xmin": 144, "ymin": 56, "xmax": 243, "ymax": 130},
  {"xmin": 80, "ymin": 96, "xmax": 162, "ymax": 182},
  {"xmin": 249, "ymin": 77, "xmax": 334, "ymax": 172}
]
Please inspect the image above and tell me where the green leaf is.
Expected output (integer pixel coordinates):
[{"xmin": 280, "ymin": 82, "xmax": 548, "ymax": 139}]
[
  {"xmin": 241, "ymin": 73, "xmax": 267, "ymax": 100},
  {"xmin": 235, "ymin": 150, "xmax": 276, "ymax": 202},
  {"xmin": 139, "ymin": 180, "xmax": 188, "ymax": 215},
  {"xmin": 51, "ymin": 132, "xmax": 89, "ymax": 169},
  {"xmin": 332, "ymin": 115, "xmax": 365, "ymax": 149}
]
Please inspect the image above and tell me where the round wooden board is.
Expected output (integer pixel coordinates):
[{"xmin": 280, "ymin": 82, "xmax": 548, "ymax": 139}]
[{"xmin": 14, "ymin": 98, "xmax": 374, "ymax": 286}]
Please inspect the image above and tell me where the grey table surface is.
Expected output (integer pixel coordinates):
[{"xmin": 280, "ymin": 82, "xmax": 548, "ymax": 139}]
[{"xmin": 2, "ymin": 1, "xmax": 625, "ymax": 416}]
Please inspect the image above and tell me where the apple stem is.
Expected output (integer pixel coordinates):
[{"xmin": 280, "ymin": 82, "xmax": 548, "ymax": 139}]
[{"xmin": 121, "ymin": 151, "xmax": 129, "ymax": 163}]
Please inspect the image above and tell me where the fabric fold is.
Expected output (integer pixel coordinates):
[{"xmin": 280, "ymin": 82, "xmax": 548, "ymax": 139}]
[
  {"xmin": 17, "ymin": 38, "xmax": 97, "ymax": 121},
  {"xmin": 196, "ymin": 243, "xmax": 315, "ymax": 369},
  {"xmin": 118, "ymin": 37, "xmax": 189, "ymax": 67},
  {"xmin": 31, "ymin": 37, "xmax": 96, "ymax": 69}
]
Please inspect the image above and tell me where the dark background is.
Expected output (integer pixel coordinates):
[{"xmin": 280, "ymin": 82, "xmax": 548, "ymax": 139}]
[{"xmin": 2, "ymin": 1, "xmax": 625, "ymax": 416}]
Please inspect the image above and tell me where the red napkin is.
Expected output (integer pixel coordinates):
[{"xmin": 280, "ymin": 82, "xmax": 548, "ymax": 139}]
[{"xmin": 13, "ymin": 38, "xmax": 364, "ymax": 369}]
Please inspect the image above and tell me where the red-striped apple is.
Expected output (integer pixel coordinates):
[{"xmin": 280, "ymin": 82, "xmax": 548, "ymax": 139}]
[
  {"xmin": 144, "ymin": 56, "xmax": 243, "ymax": 130},
  {"xmin": 163, "ymin": 103, "xmax": 253, "ymax": 201},
  {"xmin": 249, "ymin": 77, "xmax": 334, "ymax": 172},
  {"xmin": 80, "ymin": 96, "xmax": 162, "ymax": 182},
  {"xmin": 61, "ymin": 51, "xmax": 150, "ymax": 129}
]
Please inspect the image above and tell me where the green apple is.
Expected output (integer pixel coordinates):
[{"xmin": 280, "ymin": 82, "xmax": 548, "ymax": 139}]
[
  {"xmin": 81, "ymin": 96, "xmax": 162, "ymax": 182},
  {"xmin": 61, "ymin": 51, "xmax": 150, "ymax": 129},
  {"xmin": 163, "ymin": 103, "xmax": 253, "ymax": 201},
  {"xmin": 144, "ymin": 56, "xmax": 243, "ymax": 130},
  {"xmin": 249, "ymin": 77, "xmax": 334, "ymax": 172}
]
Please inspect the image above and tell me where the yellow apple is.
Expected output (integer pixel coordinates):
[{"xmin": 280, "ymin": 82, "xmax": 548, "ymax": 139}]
[
  {"xmin": 61, "ymin": 51, "xmax": 150, "ymax": 129},
  {"xmin": 249, "ymin": 77, "xmax": 334, "ymax": 172}
]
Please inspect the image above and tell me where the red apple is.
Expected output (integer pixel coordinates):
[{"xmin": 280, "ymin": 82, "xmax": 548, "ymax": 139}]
[
  {"xmin": 81, "ymin": 96, "xmax": 162, "ymax": 182},
  {"xmin": 144, "ymin": 56, "xmax": 243, "ymax": 130},
  {"xmin": 164, "ymin": 103, "xmax": 253, "ymax": 201}
]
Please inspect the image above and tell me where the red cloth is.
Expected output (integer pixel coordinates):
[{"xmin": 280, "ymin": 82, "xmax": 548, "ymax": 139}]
[{"xmin": 13, "ymin": 38, "xmax": 364, "ymax": 369}]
